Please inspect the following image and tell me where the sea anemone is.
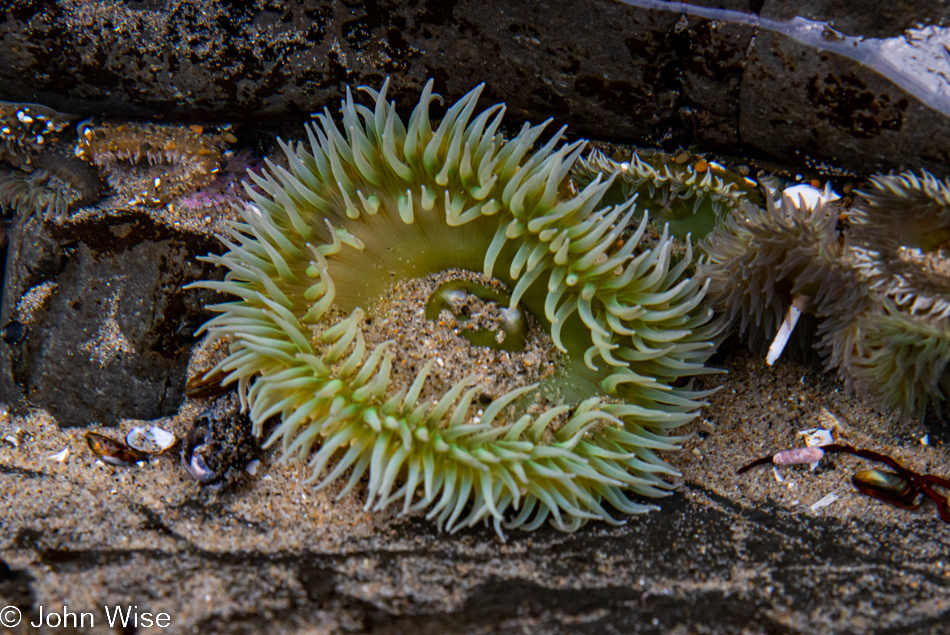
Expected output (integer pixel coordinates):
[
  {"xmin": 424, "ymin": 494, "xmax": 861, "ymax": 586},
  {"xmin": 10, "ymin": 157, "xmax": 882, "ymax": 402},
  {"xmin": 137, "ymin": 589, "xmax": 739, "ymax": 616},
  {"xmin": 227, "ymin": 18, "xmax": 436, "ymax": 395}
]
[
  {"xmin": 850, "ymin": 170, "xmax": 950, "ymax": 321},
  {"xmin": 700, "ymin": 189, "xmax": 861, "ymax": 356},
  {"xmin": 572, "ymin": 148, "xmax": 752, "ymax": 239},
  {"xmin": 703, "ymin": 171, "xmax": 950, "ymax": 421},
  {"xmin": 840, "ymin": 170, "xmax": 950, "ymax": 419},
  {"xmin": 850, "ymin": 170, "xmax": 950, "ymax": 254},
  {"xmin": 842, "ymin": 301, "xmax": 950, "ymax": 421},
  {"xmin": 75, "ymin": 121, "xmax": 228, "ymax": 206},
  {"xmin": 193, "ymin": 79, "xmax": 720, "ymax": 538},
  {"xmin": 0, "ymin": 167, "xmax": 83, "ymax": 218}
]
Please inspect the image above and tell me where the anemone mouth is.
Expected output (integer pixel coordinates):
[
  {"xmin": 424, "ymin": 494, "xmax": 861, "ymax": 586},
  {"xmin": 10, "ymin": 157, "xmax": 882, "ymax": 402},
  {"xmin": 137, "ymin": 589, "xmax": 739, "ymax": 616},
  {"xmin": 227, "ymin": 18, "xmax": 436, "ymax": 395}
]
[
  {"xmin": 361, "ymin": 269, "xmax": 567, "ymax": 408},
  {"xmin": 193, "ymin": 78, "xmax": 720, "ymax": 538}
]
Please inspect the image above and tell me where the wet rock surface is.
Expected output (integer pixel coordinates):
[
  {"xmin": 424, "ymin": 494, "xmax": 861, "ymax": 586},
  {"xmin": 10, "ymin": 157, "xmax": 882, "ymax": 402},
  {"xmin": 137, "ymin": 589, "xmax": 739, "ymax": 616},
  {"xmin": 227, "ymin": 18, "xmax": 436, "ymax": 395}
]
[
  {"xmin": 0, "ymin": 211, "xmax": 222, "ymax": 427},
  {"xmin": 1, "ymin": 0, "xmax": 949, "ymax": 175},
  {"xmin": 738, "ymin": 28, "xmax": 950, "ymax": 177}
]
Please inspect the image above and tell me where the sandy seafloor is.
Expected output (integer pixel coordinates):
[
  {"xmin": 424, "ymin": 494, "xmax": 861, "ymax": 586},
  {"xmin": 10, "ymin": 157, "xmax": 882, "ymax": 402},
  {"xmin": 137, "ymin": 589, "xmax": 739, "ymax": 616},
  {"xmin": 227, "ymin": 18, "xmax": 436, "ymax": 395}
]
[{"xmin": 0, "ymin": 330, "xmax": 948, "ymax": 633}]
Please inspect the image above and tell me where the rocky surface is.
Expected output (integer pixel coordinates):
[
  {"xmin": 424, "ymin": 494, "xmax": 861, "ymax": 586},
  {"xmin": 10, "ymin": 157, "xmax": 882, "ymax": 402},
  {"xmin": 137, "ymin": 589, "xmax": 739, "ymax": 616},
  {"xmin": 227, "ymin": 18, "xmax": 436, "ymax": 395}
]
[
  {"xmin": 0, "ymin": 349, "xmax": 948, "ymax": 634},
  {"xmin": 1, "ymin": 0, "xmax": 949, "ymax": 175},
  {"xmin": 0, "ymin": 209, "xmax": 223, "ymax": 427}
]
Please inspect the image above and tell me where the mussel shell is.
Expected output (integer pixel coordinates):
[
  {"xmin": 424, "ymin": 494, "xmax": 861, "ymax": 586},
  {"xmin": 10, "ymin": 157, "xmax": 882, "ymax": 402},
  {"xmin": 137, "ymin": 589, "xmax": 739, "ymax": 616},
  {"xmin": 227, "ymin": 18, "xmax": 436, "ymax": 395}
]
[
  {"xmin": 852, "ymin": 468, "xmax": 920, "ymax": 509},
  {"xmin": 185, "ymin": 367, "xmax": 234, "ymax": 400},
  {"xmin": 84, "ymin": 431, "xmax": 146, "ymax": 467}
]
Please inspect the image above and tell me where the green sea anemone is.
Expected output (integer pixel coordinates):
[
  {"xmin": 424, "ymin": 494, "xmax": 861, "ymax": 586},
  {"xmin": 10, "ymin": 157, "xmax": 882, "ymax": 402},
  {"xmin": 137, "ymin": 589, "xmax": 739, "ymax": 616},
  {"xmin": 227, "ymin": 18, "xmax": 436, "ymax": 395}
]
[
  {"xmin": 193, "ymin": 79, "xmax": 720, "ymax": 538},
  {"xmin": 572, "ymin": 149, "xmax": 752, "ymax": 239}
]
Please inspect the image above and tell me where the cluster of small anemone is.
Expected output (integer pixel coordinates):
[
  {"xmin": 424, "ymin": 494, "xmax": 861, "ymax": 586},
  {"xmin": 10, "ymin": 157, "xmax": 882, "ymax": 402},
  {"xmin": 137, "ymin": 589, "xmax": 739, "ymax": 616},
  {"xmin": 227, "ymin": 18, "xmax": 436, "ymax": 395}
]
[
  {"xmin": 701, "ymin": 172, "xmax": 950, "ymax": 421},
  {"xmin": 75, "ymin": 121, "xmax": 232, "ymax": 206},
  {"xmin": 193, "ymin": 79, "xmax": 721, "ymax": 538},
  {"xmin": 0, "ymin": 100, "xmax": 99, "ymax": 220},
  {"xmin": 572, "ymin": 148, "xmax": 756, "ymax": 240}
]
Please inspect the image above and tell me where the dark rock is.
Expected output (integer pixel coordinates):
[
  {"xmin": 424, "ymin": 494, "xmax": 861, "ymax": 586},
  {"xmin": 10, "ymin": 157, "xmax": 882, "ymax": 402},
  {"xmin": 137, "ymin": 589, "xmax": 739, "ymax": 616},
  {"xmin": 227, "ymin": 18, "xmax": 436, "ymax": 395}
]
[
  {"xmin": 740, "ymin": 29, "xmax": 950, "ymax": 176},
  {"xmin": 1, "ymin": 0, "xmax": 948, "ymax": 176},
  {"xmin": 0, "ymin": 211, "xmax": 222, "ymax": 427},
  {"xmin": 2, "ymin": 481, "xmax": 948, "ymax": 634}
]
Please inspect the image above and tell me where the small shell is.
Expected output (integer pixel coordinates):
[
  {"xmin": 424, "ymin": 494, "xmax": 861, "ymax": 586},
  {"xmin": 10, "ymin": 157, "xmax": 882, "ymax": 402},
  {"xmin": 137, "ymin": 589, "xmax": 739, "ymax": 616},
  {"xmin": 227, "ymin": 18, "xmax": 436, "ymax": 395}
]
[
  {"xmin": 810, "ymin": 492, "xmax": 839, "ymax": 511},
  {"xmin": 181, "ymin": 399, "xmax": 258, "ymax": 487},
  {"xmin": 852, "ymin": 468, "xmax": 920, "ymax": 509},
  {"xmin": 85, "ymin": 431, "xmax": 145, "ymax": 467},
  {"xmin": 126, "ymin": 425, "xmax": 177, "ymax": 454},
  {"xmin": 798, "ymin": 428, "xmax": 834, "ymax": 447},
  {"xmin": 185, "ymin": 368, "xmax": 233, "ymax": 399}
]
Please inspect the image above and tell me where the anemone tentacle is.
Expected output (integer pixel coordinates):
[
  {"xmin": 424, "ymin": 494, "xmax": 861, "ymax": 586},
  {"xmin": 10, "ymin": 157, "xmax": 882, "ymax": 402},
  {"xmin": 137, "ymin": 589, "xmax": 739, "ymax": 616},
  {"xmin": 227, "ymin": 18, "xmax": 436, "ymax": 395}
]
[
  {"xmin": 702, "ymin": 170, "xmax": 950, "ymax": 422},
  {"xmin": 193, "ymin": 79, "xmax": 720, "ymax": 538},
  {"xmin": 573, "ymin": 149, "xmax": 752, "ymax": 239}
]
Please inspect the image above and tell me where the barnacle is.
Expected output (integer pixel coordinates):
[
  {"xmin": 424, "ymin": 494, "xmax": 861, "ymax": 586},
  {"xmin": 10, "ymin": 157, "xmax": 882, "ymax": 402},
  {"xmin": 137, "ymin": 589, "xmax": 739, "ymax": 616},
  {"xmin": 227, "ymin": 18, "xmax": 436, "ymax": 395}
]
[
  {"xmin": 75, "ymin": 121, "xmax": 227, "ymax": 206},
  {"xmin": 572, "ymin": 149, "xmax": 752, "ymax": 239},
  {"xmin": 0, "ymin": 101, "xmax": 71, "ymax": 156},
  {"xmin": 193, "ymin": 79, "xmax": 721, "ymax": 538}
]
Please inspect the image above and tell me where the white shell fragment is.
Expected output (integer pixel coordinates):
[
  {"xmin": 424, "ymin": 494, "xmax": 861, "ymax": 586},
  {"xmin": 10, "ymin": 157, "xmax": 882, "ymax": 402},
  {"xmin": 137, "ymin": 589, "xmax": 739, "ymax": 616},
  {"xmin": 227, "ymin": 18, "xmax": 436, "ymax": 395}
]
[
  {"xmin": 810, "ymin": 492, "xmax": 840, "ymax": 512},
  {"xmin": 798, "ymin": 428, "xmax": 834, "ymax": 447},
  {"xmin": 766, "ymin": 295, "xmax": 808, "ymax": 365},
  {"xmin": 126, "ymin": 425, "xmax": 177, "ymax": 454},
  {"xmin": 245, "ymin": 459, "xmax": 260, "ymax": 476},
  {"xmin": 767, "ymin": 302, "xmax": 802, "ymax": 365},
  {"xmin": 772, "ymin": 466, "xmax": 785, "ymax": 483},
  {"xmin": 782, "ymin": 182, "xmax": 840, "ymax": 210},
  {"xmin": 49, "ymin": 447, "xmax": 70, "ymax": 462}
]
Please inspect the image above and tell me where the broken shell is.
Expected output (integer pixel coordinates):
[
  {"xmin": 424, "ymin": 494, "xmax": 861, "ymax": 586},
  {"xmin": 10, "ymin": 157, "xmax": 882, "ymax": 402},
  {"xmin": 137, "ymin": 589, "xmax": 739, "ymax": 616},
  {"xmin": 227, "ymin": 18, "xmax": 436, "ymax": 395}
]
[
  {"xmin": 185, "ymin": 367, "xmax": 234, "ymax": 400},
  {"xmin": 126, "ymin": 425, "xmax": 176, "ymax": 454},
  {"xmin": 84, "ymin": 431, "xmax": 145, "ymax": 467},
  {"xmin": 852, "ymin": 468, "xmax": 920, "ymax": 510}
]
